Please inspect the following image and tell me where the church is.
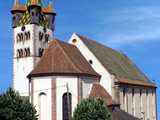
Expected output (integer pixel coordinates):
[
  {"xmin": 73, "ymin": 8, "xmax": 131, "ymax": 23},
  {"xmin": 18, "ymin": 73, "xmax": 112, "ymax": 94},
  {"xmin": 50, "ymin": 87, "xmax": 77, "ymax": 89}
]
[{"xmin": 11, "ymin": 0, "xmax": 157, "ymax": 120}]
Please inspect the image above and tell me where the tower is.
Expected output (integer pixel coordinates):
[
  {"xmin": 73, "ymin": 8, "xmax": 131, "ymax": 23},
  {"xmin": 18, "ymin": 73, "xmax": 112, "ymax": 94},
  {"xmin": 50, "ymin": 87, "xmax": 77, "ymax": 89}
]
[{"xmin": 11, "ymin": 0, "xmax": 56, "ymax": 96}]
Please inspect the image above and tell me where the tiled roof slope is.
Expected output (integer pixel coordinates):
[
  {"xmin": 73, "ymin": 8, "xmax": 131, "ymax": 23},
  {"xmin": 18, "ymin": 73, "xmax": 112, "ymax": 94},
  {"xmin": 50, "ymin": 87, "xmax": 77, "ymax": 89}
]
[
  {"xmin": 28, "ymin": 39, "xmax": 100, "ymax": 78},
  {"xmin": 90, "ymin": 83, "xmax": 118, "ymax": 106},
  {"xmin": 76, "ymin": 34, "xmax": 155, "ymax": 87}
]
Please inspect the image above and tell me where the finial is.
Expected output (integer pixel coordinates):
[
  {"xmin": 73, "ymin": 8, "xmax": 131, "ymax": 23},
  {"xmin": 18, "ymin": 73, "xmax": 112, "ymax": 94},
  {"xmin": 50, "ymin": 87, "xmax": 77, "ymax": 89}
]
[
  {"xmin": 31, "ymin": 0, "xmax": 38, "ymax": 5},
  {"xmin": 48, "ymin": 1, "xmax": 53, "ymax": 10},
  {"xmin": 42, "ymin": 0, "xmax": 56, "ymax": 14},
  {"xmin": 14, "ymin": 0, "xmax": 19, "ymax": 6},
  {"xmin": 49, "ymin": 0, "xmax": 52, "ymax": 5}
]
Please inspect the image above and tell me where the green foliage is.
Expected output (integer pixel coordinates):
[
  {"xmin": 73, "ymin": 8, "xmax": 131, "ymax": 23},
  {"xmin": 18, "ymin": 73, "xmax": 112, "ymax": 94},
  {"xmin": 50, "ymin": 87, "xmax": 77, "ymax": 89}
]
[
  {"xmin": 0, "ymin": 88, "xmax": 38, "ymax": 120},
  {"xmin": 72, "ymin": 97, "xmax": 111, "ymax": 120}
]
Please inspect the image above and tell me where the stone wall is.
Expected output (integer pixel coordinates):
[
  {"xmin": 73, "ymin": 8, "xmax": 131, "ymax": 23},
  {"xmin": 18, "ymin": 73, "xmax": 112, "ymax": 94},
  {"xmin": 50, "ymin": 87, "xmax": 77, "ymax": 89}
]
[{"xmin": 118, "ymin": 85, "xmax": 156, "ymax": 120}]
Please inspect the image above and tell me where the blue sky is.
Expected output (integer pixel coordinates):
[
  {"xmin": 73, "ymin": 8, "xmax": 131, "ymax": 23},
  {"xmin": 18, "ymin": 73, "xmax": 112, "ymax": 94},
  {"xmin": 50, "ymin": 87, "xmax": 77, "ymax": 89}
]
[{"xmin": 0, "ymin": 0, "xmax": 160, "ymax": 118}]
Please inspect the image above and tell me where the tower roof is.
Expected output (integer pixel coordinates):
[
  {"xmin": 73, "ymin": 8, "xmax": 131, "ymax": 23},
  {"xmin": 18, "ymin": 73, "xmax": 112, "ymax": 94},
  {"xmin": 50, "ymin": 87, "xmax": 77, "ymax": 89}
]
[
  {"xmin": 11, "ymin": 0, "xmax": 56, "ymax": 27},
  {"xmin": 11, "ymin": 0, "xmax": 26, "ymax": 13},
  {"xmin": 27, "ymin": 0, "xmax": 42, "ymax": 6},
  {"xmin": 28, "ymin": 39, "xmax": 100, "ymax": 78},
  {"xmin": 42, "ymin": 2, "xmax": 56, "ymax": 14}
]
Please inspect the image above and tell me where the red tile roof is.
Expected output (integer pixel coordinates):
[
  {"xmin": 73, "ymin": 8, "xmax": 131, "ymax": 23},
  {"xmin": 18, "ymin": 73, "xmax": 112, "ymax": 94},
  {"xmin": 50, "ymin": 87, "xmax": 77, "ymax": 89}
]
[
  {"xmin": 89, "ymin": 83, "xmax": 118, "ymax": 106},
  {"xmin": 28, "ymin": 39, "xmax": 100, "ymax": 78},
  {"xmin": 116, "ymin": 77, "xmax": 156, "ymax": 87}
]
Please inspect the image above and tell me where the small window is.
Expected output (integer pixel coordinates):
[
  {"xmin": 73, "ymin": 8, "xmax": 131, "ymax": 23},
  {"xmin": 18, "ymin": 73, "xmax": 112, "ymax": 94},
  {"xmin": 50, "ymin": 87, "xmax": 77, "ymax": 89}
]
[
  {"xmin": 25, "ymin": 31, "xmax": 30, "ymax": 40},
  {"xmin": 43, "ymin": 27, "xmax": 47, "ymax": 33},
  {"xmin": 45, "ymin": 34, "xmax": 49, "ymax": 43},
  {"xmin": 36, "ymin": 12, "xmax": 38, "ymax": 16},
  {"xmin": 21, "ymin": 26, "xmax": 25, "ymax": 31},
  {"xmin": 24, "ymin": 48, "xmax": 27, "ymax": 57},
  {"xmin": 132, "ymin": 89, "xmax": 135, "ymax": 114},
  {"xmin": 39, "ymin": 32, "xmax": 43, "ymax": 41},
  {"xmin": 17, "ymin": 49, "xmax": 20, "ymax": 57},
  {"xmin": 28, "ymin": 31, "xmax": 30, "ymax": 40},
  {"xmin": 27, "ymin": 48, "xmax": 30, "ymax": 56},
  {"xmin": 13, "ymin": 16, "xmax": 16, "ymax": 21},
  {"xmin": 32, "ymin": 11, "xmax": 34, "ymax": 16},
  {"xmin": 72, "ymin": 39, "xmax": 77, "ymax": 43},
  {"xmin": 20, "ymin": 33, "xmax": 23, "ymax": 41},
  {"xmin": 89, "ymin": 60, "xmax": 93, "ymax": 64},
  {"xmin": 16, "ymin": 34, "xmax": 21, "ymax": 42},
  {"xmin": 39, "ymin": 48, "xmax": 44, "ymax": 57},
  {"xmin": 25, "ymin": 32, "xmax": 28, "ymax": 40},
  {"xmin": 19, "ymin": 49, "xmax": 23, "ymax": 57}
]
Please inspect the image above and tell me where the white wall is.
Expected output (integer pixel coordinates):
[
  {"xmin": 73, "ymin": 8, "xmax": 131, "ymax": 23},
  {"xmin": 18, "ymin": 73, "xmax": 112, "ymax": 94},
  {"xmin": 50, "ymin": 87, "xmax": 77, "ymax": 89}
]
[
  {"xmin": 81, "ymin": 77, "xmax": 94, "ymax": 98},
  {"xmin": 119, "ymin": 86, "xmax": 157, "ymax": 120},
  {"xmin": 13, "ymin": 24, "xmax": 53, "ymax": 96},
  {"xmin": 56, "ymin": 76, "xmax": 78, "ymax": 120},
  {"xmin": 69, "ymin": 33, "xmax": 114, "ymax": 96},
  {"xmin": 32, "ymin": 77, "xmax": 52, "ymax": 120}
]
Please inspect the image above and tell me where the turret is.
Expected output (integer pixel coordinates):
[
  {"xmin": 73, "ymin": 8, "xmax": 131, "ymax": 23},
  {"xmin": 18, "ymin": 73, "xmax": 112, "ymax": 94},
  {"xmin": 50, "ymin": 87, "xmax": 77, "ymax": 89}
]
[
  {"xmin": 43, "ymin": 1, "xmax": 56, "ymax": 30},
  {"xmin": 27, "ymin": 0, "xmax": 42, "ymax": 25},
  {"xmin": 11, "ymin": 0, "xmax": 26, "ymax": 28}
]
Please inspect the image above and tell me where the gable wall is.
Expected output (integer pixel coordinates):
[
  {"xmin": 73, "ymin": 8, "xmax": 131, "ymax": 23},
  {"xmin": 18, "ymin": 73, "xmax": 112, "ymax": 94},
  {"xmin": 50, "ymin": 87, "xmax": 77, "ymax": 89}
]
[{"xmin": 69, "ymin": 34, "xmax": 114, "ymax": 96}]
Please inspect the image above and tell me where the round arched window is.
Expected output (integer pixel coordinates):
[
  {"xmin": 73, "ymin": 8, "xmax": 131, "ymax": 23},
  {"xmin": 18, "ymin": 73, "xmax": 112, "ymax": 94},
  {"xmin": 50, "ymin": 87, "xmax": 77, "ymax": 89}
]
[
  {"xmin": 21, "ymin": 26, "xmax": 25, "ymax": 31},
  {"xmin": 39, "ymin": 92, "xmax": 47, "ymax": 120},
  {"xmin": 62, "ymin": 92, "xmax": 72, "ymax": 120}
]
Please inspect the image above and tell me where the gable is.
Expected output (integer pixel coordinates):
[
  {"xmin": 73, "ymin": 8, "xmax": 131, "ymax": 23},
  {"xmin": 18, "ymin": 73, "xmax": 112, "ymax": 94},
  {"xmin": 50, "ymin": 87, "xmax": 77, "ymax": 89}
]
[{"xmin": 72, "ymin": 33, "xmax": 155, "ymax": 87}]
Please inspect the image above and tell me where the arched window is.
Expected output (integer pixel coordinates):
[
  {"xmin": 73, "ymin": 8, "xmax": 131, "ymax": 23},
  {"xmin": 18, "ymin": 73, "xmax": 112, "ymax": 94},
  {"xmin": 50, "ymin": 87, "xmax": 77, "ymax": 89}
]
[
  {"xmin": 16, "ymin": 34, "xmax": 21, "ymax": 43},
  {"xmin": 21, "ymin": 26, "xmax": 25, "ymax": 31},
  {"xmin": 24, "ymin": 48, "xmax": 28, "ymax": 57},
  {"xmin": 62, "ymin": 92, "xmax": 72, "ymax": 120},
  {"xmin": 132, "ymin": 89, "xmax": 135, "ymax": 115},
  {"xmin": 20, "ymin": 49, "xmax": 23, "ymax": 57},
  {"xmin": 20, "ymin": 33, "xmax": 23, "ymax": 42},
  {"xmin": 39, "ymin": 48, "xmax": 44, "ymax": 57},
  {"xmin": 17, "ymin": 49, "xmax": 20, "ymax": 57},
  {"xmin": 27, "ymin": 48, "xmax": 30, "ymax": 57},
  {"xmin": 28, "ymin": 31, "xmax": 30, "ymax": 40},
  {"xmin": 39, "ymin": 92, "xmax": 47, "ymax": 120},
  {"xmin": 25, "ymin": 32, "xmax": 30, "ymax": 40},
  {"xmin": 45, "ymin": 34, "xmax": 49, "ymax": 43},
  {"xmin": 39, "ymin": 32, "xmax": 43, "ymax": 41}
]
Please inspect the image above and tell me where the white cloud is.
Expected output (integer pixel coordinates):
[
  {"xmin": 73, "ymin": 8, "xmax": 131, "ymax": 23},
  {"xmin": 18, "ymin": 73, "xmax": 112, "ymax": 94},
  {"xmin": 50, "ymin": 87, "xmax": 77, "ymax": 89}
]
[{"xmin": 95, "ymin": 6, "xmax": 160, "ymax": 47}]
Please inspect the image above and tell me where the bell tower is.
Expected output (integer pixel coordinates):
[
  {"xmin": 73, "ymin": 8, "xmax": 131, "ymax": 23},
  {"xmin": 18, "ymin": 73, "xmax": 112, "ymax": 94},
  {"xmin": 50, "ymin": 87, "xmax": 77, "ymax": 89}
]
[{"xmin": 11, "ymin": 0, "xmax": 56, "ymax": 96}]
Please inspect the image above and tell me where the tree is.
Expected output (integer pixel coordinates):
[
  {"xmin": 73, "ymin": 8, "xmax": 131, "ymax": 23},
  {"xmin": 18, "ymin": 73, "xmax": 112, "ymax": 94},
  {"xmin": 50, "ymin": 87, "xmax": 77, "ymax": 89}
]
[
  {"xmin": 0, "ymin": 88, "xmax": 38, "ymax": 120},
  {"xmin": 72, "ymin": 97, "xmax": 111, "ymax": 120}
]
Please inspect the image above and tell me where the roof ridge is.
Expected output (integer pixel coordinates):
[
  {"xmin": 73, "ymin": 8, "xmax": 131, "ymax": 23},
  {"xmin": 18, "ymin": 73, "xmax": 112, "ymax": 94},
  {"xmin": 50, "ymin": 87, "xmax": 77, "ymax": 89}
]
[{"xmin": 55, "ymin": 40, "xmax": 83, "ymax": 73}]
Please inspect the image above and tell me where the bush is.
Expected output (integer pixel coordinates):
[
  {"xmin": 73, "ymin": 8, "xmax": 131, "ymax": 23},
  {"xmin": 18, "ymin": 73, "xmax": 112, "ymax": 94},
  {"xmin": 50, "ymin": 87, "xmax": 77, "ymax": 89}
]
[
  {"xmin": 72, "ymin": 97, "xmax": 111, "ymax": 120},
  {"xmin": 0, "ymin": 88, "xmax": 38, "ymax": 120}
]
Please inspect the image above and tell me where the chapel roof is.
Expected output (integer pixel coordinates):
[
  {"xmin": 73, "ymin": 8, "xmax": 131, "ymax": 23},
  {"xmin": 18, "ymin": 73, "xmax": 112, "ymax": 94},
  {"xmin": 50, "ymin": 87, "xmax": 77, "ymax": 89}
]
[
  {"xmin": 90, "ymin": 83, "xmax": 118, "ymax": 107},
  {"xmin": 75, "ymin": 33, "xmax": 156, "ymax": 87},
  {"xmin": 28, "ymin": 39, "xmax": 100, "ymax": 78}
]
